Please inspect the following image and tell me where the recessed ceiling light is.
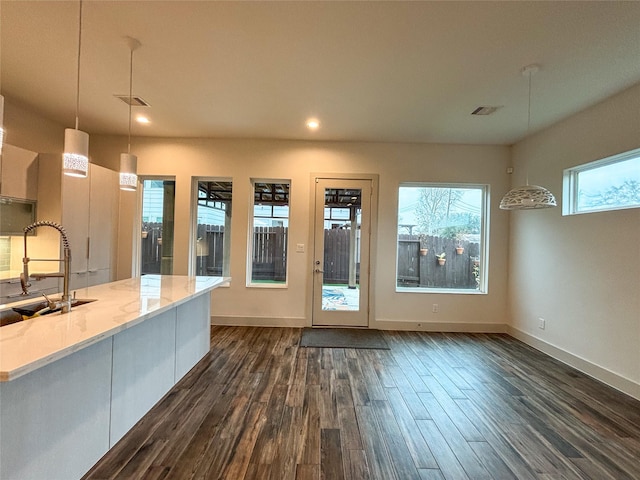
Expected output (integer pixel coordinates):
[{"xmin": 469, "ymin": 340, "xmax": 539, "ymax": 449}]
[
  {"xmin": 136, "ymin": 115, "xmax": 150, "ymax": 124},
  {"xmin": 306, "ymin": 118, "xmax": 320, "ymax": 130}
]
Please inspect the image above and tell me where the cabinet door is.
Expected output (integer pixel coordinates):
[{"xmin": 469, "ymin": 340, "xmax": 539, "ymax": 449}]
[
  {"xmin": 62, "ymin": 173, "xmax": 90, "ymax": 275},
  {"xmin": 0, "ymin": 144, "xmax": 39, "ymax": 200},
  {"xmin": 62, "ymin": 165, "xmax": 119, "ymax": 288},
  {"xmin": 88, "ymin": 166, "xmax": 118, "ymax": 277}
]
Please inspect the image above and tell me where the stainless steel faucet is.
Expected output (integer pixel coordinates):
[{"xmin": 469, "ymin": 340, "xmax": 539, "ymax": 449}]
[{"xmin": 20, "ymin": 221, "xmax": 72, "ymax": 314}]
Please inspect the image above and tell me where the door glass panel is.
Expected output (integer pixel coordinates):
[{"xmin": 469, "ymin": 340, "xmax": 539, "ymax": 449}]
[
  {"xmin": 322, "ymin": 187, "xmax": 361, "ymax": 311},
  {"xmin": 140, "ymin": 179, "xmax": 176, "ymax": 275}
]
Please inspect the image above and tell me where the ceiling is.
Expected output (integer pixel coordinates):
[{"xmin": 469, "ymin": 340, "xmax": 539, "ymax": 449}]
[{"xmin": 2, "ymin": 1, "xmax": 640, "ymax": 146}]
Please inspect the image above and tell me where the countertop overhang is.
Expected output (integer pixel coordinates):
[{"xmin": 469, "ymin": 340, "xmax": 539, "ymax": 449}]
[{"xmin": 0, "ymin": 275, "xmax": 229, "ymax": 381}]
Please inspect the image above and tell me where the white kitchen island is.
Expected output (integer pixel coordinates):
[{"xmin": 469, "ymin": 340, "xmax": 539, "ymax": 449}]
[{"xmin": 0, "ymin": 275, "xmax": 229, "ymax": 480}]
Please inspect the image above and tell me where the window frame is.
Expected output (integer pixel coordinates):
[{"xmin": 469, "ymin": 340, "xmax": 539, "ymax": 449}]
[
  {"xmin": 190, "ymin": 177, "xmax": 233, "ymax": 279},
  {"xmin": 247, "ymin": 178, "xmax": 291, "ymax": 288},
  {"xmin": 137, "ymin": 176, "xmax": 176, "ymax": 277},
  {"xmin": 395, "ymin": 182, "xmax": 490, "ymax": 295},
  {"xmin": 563, "ymin": 147, "xmax": 640, "ymax": 216}
]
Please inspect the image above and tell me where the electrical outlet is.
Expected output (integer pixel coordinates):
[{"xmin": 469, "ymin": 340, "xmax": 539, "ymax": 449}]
[
  {"xmin": 432, "ymin": 304, "xmax": 439, "ymax": 313},
  {"xmin": 538, "ymin": 317, "xmax": 545, "ymax": 330}
]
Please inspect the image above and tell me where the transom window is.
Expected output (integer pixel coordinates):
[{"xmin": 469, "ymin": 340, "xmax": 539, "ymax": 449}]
[
  {"xmin": 563, "ymin": 148, "xmax": 640, "ymax": 215},
  {"xmin": 396, "ymin": 183, "xmax": 488, "ymax": 293}
]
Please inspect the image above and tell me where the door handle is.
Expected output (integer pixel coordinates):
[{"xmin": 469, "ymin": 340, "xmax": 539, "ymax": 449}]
[{"xmin": 314, "ymin": 268, "xmax": 324, "ymax": 273}]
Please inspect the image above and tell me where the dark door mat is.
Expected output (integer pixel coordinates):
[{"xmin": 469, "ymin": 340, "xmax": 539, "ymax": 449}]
[{"xmin": 300, "ymin": 328, "xmax": 389, "ymax": 349}]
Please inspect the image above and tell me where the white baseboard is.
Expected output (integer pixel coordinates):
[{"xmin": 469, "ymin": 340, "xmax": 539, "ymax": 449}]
[
  {"xmin": 211, "ymin": 315, "xmax": 308, "ymax": 328},
  {"xmin": 212, "ymin": 315, "xmax": 507, "ymax": 333},
  {"xmin": 508, "ymin": 326, "xmax": 640, "ymax": 401},
  {"xmin": 373, "ymin": 320, "xmax": 508, "ymax": 333}
]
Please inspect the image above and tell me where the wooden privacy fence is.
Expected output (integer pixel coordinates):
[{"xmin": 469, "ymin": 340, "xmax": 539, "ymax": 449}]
[
  {"xmin": 142, "ymin": 226, "xmax": 478, "ymax": 288},
  {"xmin": 323, "ymin": 228, "xmax": 360, "ymax": 284},
  {"xmin": 252, "ymin": 226, "xmax": 288, "ymax": 281},
  {"xmin": 397, "ymin": 234, "xmax": 480, "ymax": 289},
  {"xmin": 140, "ymin": 222, "xmax": 163, "ymax": 274},
  {"xmin": 195, "ymin": 225, "xmax": 226, "ymax": 276}
]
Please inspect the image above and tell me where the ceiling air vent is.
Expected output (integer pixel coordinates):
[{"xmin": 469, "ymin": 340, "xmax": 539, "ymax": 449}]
[
  {"xmin": 471, "ymin": 106, "xmax": 501, "ymax": 116},
  {"xmin": 114, "ymin": 95, "xmax": 151, "ymax": 107}
]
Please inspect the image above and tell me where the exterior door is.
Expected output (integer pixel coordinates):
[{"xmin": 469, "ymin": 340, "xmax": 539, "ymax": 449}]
[{"xmin": 312, "ymin": 178, "xmax": 371, "ymax": 327}]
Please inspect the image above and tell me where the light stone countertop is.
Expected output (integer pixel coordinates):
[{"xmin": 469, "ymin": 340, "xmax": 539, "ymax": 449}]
[{"xmin": 0, "ymin": 275, "xmax": 229, "ymax": 381}]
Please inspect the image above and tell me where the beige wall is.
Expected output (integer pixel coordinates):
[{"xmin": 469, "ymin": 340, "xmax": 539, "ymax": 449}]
[
  {"xmin": 3, "ymin": 99, "xmax": 64, "ymax": 154},
  {"xmin": 91, "ymin": 136, "xmax": 511, "ymax": 330},
  {"xmin": 6, "ymin": 84, "xmax": 640, "ymax": 398},
  {"xmin": 508, "ymin": 83, "xmax": 640, "ymax": 399}
]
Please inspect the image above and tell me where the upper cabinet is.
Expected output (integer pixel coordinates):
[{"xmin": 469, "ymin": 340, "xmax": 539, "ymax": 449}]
[
  {"xmin": 0, "ymin": 145, "xmax": 39, "ymax": 237},
  {"xmin": 0, "ymin": 144, "xmax": 39, "ymax": 200},
  {"xmin": 0, "ymin": 148, "xmax": 120, "ymax": 292}
]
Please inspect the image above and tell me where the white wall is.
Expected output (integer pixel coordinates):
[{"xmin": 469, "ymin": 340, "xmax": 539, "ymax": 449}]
[
  {"xmin": 91, "ymin": 137, "xmax": 511, "ymax": 330},
  {"xmin": 508, "ymin": 83, "xmax": 640, "ymax": 399}
]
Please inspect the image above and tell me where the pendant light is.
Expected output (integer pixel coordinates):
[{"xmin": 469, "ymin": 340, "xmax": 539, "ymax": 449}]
[
  {"xmin": 63, "ymin": 0, "xmax": 89, "ymax": 178},
  {"xmin": 499, "ymin": 64, "xmax": 557, "ymax": 210},
  {"xmin": 120, "ymin": 36, "xmax": 141, "ymax": 191}
]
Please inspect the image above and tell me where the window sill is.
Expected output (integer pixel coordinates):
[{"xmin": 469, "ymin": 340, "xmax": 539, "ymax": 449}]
[{"xmin": 396, "ymin": 287, "xmax": 486, "ymax": 295}]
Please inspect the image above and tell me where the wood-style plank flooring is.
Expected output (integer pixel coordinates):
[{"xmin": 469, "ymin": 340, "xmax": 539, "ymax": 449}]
[{"xmin": 84, "ymin": 327, "xmax": 640, "ymax": 479}]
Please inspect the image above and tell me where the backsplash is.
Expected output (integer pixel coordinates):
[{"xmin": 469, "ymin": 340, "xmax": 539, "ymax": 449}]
[{"xmin": 0, "ymin": 237, "xmax": 10, "ymax": 272}]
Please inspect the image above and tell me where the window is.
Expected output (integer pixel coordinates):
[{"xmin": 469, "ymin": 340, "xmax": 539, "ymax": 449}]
[
  {"xmin": 396, "ymin": 184, "xmax": 488, "ymax": 293},
  {"xmin": 563, "ymin": 148, "xmax": 640, "ymax": 215},
  {"xmin": 140, "ymin": 179, "xmax": 175, "ymax": 275},
  {"xmin": 249, "ymin": 180, "xmax": 290, "ymax": 286},
  {"xmin": 194, "ymin": 180, "xmax": 232, "ymax": 277}
]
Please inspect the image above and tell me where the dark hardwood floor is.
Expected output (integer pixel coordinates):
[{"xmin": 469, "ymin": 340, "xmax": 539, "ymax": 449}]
[{"xmin": 83, "ymin": 327, "xmax": 640, "ymax": 479}]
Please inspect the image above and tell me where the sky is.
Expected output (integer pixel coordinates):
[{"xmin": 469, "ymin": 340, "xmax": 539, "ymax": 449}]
[{"xmin": 397, "ymin": 186, "xmax": 482, "ymax": 229}]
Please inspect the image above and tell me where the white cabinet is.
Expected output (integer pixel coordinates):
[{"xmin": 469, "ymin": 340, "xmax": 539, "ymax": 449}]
[
  {"xmin": 62, "ymin": 164, "xmax": 119, "ymax": 290},
  {"xmin": 0, "ymin": 338, "xmax": 112, "ymax": 480},
  {"xmin": 0, "ymin": 144, "xmax": 39, "ymax": 200},
  {"xmin": 62, "ymin": 171, "xmax": 90, "ymax": 279},
  {"xmin": 88, "ymin": 165, "xmax": 119, "ymax": 284},
  {"xmin": 110, "ymin": 308, "xmax": 177, "ymax": 444}
]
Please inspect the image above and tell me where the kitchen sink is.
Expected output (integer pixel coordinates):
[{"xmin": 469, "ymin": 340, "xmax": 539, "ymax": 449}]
[{"xmin": 1, "ymin": 298, "xmax": 97, "ymax": 327}]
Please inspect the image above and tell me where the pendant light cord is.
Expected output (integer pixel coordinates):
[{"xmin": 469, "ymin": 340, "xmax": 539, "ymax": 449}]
[
  {"xmin": 128, "ymin": 47, "xmax": 133, "ymax": 154},
  {"xmin": 74, "ymin": 0, "xmax": 83, "ymax": 131},
  {"xmin": 523, "ymin": 65, "xmax": 538, "ymax": 186},
  {"xmin": 527, "ymin": 69, "xmax": 532, "ymax": 133},
  {"xmin": 526, "ymin": 70, "xmax": 531, "ymax": 186}
]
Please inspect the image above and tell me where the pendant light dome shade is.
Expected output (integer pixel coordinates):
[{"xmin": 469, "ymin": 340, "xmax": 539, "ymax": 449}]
[
  {"xmin": 119, "ymin": 153, "xmax": 138, "ymax": 191},
  {"xmin": 63, "ymin": 128, "xmax": 89, "ymax": 177},
  {"xmin": 499, "ymin": 184, "xmax": 557, "ymax": 210}
]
